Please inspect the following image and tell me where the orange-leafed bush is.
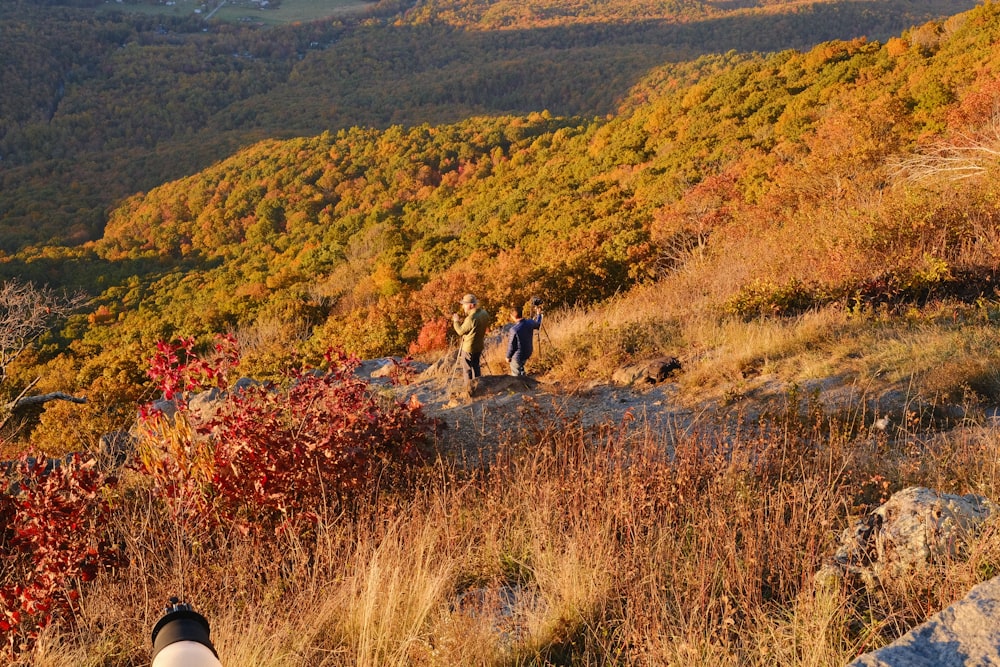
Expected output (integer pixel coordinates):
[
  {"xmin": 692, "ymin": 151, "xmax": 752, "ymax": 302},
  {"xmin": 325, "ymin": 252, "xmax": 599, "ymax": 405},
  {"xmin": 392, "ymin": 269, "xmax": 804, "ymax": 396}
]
[{"xmin": 408, "ymin": 317, "xmax": 450, "ymax": 356}]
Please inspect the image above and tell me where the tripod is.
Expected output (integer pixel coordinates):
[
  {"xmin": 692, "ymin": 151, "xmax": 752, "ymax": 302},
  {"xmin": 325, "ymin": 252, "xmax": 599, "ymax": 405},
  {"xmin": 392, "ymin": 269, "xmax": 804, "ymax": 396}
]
[{"xmin": 533, "ymin": 307, "xmax": 553, "ymax": 360}]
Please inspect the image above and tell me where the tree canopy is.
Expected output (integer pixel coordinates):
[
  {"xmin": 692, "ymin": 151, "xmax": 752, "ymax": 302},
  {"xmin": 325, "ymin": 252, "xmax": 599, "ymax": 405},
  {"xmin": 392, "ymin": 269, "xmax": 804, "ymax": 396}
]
[
  {"xmin": 4, "ymin": 1, "xmax": 1000, "ymax": 450},
  {"xmin": 0, "ymin": 0, "xmax": 976, "ymax": 249}
]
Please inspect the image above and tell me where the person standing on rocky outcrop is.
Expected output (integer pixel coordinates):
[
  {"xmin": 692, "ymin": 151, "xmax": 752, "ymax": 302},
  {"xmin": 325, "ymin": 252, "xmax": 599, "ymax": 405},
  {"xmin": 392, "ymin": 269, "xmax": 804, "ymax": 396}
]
[
  {"xmin": 506, "ymin": 302, "xmax": 542, "ymax": 376},
  {"xmin": 452, "ymin": 293, "xmax": 490, "ymax": 379}
]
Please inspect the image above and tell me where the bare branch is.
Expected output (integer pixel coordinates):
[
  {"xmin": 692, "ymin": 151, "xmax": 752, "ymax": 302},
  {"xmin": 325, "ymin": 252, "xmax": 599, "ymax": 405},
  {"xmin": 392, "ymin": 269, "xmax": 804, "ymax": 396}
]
[
  {"xmin": 7, "ymin": 392, "xmax": 87, "ymax": 412},
  {"xmin": 890, "ymin": 115, "xmax": 1000, "ymax": 185},
  {"xmin": 0, "ymin": 279, "xmax": 87, "ymax": 384},
  {"xmin": 891, "ymin": 145, "xmax": 996, "ymax": 182}
]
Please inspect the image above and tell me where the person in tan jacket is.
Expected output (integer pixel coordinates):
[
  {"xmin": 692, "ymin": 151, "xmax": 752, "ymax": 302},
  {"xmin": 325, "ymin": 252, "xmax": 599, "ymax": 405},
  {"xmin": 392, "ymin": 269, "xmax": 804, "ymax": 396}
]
[{"xmin": 452, "ymin": 293, "xmax": 490, "ymax": 379}]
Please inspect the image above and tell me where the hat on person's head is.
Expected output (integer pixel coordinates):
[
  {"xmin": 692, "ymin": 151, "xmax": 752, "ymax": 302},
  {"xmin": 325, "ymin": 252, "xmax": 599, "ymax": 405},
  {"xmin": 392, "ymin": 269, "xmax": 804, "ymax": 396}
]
[{"xmin": 460, "ymin": 293, "xmax": 478, "ymax": 305}]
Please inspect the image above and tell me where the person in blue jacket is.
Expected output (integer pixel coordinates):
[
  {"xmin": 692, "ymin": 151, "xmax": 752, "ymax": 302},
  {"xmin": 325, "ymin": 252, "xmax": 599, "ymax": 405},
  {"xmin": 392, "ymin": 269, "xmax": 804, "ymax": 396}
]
[{"xmin": 506, "ymin": 301, "xmax": 543, "ymax": 376}]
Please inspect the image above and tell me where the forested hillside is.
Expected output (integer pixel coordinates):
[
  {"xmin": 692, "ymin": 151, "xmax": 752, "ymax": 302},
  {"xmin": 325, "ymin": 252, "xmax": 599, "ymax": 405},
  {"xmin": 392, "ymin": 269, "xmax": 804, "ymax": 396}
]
[
  {"xmin": 4, "ymin": 2, "xmax": 1000, "ymax": 453},
  {"xmin": 0, "ymin": 0, "xmax": 975, "ymax": 249},
  {"xmin": 7, "ymin": 3, "xmax": 1000, "ymax": 662}
]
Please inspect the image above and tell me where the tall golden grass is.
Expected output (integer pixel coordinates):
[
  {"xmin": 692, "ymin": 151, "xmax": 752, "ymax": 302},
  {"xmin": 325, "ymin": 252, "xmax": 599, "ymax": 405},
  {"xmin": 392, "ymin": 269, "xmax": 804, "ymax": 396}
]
[
  {"xmin": 528, "ymin": 292, "xmax": 1000, "ymax": 412},
  {"xmin": 23, "ymin": 393, "xmax": 1000, "ymax": 665}
]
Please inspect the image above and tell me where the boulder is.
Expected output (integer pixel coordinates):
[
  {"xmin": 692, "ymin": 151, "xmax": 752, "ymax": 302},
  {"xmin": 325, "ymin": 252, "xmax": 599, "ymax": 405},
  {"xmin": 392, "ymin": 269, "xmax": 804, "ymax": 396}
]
[
  {"xmin": 369, "ymin": 357, "xmax": 430, "ymax": 380},
  {"xmin": 817, "ymin": 488, "xmax": 1000, "ymax": 665},
  {"xmin": 816, "ymin": 487, "xmax": 997, "ymax": 586},
  {"xmin": 149, "ymin": 396, "xmax": 178, "ymax": 421},
  {"xmin": 186, "ymin": 386, "xmax": 225, "ymax": 421},
  {"xmin": 444, "ymin": 374, "xmax": 539, "ymax": 402},
  {"xmin": 145, "ymin": 378, "xmax": 258, "ymax": 423},
  {"xmin": 422, "ymin": 349, "xmax": 460, "ymax": 378},
  {"xmin": 611, "ymin": 357, "xmax": 682, "ymax": 386},
  {"xmin": 232, "ymin": 377, "xmax": 258, "ymax": 392},
  {"xmin": 848, "ymin": 575, "xmax": 1000, "ymax": 666}
]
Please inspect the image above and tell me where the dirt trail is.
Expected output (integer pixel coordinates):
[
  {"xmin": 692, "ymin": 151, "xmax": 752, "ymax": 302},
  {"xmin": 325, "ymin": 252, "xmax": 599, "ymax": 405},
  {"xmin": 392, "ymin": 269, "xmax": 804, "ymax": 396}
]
[
  {"xmin": 357, "ymin": 354, "xmax": 987, "ymax": 466},
  {"xmin": 358, "ymin": 360, "xmax": 693, "ymax": 464}
]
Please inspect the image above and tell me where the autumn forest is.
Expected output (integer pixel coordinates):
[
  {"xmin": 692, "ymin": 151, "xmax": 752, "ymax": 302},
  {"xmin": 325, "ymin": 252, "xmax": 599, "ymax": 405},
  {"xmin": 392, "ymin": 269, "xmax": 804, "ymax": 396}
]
[{"xmin": 2, "ymin": 0, "xmax": 993, "ymax": 450}]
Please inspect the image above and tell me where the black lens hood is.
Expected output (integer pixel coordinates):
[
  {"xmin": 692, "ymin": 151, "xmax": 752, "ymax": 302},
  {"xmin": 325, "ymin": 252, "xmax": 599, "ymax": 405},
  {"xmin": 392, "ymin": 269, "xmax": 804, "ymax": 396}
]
[{"xmin": 151, "ymin": 607, "xmax": 219, "ymax": 661}]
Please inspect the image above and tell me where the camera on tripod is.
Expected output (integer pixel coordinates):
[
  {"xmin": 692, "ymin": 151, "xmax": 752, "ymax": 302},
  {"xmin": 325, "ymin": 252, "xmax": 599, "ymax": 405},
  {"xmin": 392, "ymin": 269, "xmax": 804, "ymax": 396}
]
[
  {"xmin": 530, "ymin": 296, "xmax": 543, "ymax": 308},
  {"xmin": 151, "ymin": 598, "xmax": 222, "ymax": 667}
]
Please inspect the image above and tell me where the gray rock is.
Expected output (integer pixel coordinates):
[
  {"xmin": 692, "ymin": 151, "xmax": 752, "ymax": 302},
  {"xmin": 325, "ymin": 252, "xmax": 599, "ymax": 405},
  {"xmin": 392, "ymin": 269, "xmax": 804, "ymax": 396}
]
[
  {"xmin": 611, "ymin": 357, "xmax": 681, "ymax": 386},
  {"xmin": 443, "ymin": 374, "xmax": 539, "ymax": 402},
  {"xmin": 98, "ymin": 430, "xmax": 136, "ymax": 469},
  {"xmin": 145, "ymin": 378, "xmax": 258, "ymax": 424},
  {"xmin": 369, "ymin": 357, "xmax": 430, "ymax": 380},
  {"xmin": 422, "ymin": 349, "xmax": 460, "ymax": 378},
  {"xmin": 186, "ymin": 386, "xmax": 224, "ymax": 422},
  {"xmin": 848, "ymin": 575, "xmax": 1000, "ymax": 666},
  {"xmin": 817, "ymin": 487, "xmax": 997, "ymax": 588},
  {"xmin": 232, "ymin": 377, "xmax": 258, "ymax": 392},
  {"xmin": 817, "ymin": 487, "xmax": 1000, "ymax": 666},
  {"xmin": 149, "ymin": 396, "xmax": 178, "ymax": 420}
]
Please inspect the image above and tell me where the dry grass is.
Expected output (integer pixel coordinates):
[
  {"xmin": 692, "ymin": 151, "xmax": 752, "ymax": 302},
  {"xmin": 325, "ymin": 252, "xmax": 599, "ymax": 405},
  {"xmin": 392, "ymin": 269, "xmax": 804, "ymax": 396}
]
[
  {"xmin": 527, "ymin": 282, "xmax": 1000, "ymax": 416},
  {"xmin": 17, "ymin": 271, "xmax": 1000, "ymax": 666},
  {"xmin": 21, "ymin": 400, "xmax": 1000, "ymax": 665}
]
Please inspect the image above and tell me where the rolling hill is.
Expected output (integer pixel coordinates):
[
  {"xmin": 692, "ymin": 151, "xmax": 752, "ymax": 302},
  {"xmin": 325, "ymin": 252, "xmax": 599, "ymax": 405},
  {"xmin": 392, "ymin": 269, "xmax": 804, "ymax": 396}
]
[{"xmin": 0, "ymin": 0, "xmax": 977, "ymax": 249}]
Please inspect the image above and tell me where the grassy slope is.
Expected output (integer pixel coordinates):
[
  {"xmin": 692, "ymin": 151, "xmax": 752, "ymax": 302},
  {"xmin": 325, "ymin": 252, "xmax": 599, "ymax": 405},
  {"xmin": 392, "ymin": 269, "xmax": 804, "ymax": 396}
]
[{"xmin": 502, "ymin": 5, "xmax": 1000, "ymax": 413}]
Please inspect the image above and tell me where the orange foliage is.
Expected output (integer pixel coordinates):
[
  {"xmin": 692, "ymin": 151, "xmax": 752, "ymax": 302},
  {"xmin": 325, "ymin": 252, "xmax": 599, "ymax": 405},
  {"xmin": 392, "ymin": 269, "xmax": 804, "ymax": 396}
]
[
  {"xmin": 408, "ymin": 317, "xmax": 450, "ymax": 356},
  {"xmin": 236, "ymin": 282, "xmax": 270, "ymax": 301},
  {"xmin": 947, "ymin": 76, "xmax": 1000, "ymax": 128},
  {"xmin": 87, "ymin": 305, "xmax": 116, "ymax": 326},
  {"xmin": 885, "ymin": 37, "xmax": 909, "ymax": 58},
  {"xmin": 411, "ymin": 266, "xmax": 488, "ymax": 320}
]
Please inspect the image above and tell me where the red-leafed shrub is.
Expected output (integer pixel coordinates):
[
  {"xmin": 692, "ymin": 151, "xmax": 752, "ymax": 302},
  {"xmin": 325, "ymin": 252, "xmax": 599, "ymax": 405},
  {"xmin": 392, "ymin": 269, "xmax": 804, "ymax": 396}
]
[
  {"xmin": 138, "ymin": 340, "xmax": 433, "ymax": 534},
  {"xmin": 0, "ymin": 454, "xmax": 119, "ymax": 658},
  {"xmin": 146, "ymin": 334, "xmax": 239, "ymax": 406},
  {"xmin": 408, "ymin": 317, "xmax": 450, "ymax": 356}
]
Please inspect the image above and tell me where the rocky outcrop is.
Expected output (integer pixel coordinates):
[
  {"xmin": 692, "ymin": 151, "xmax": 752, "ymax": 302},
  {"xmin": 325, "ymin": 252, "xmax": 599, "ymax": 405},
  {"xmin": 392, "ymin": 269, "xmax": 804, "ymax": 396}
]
[
  {"xmin": 818, "ymin": 487, "xmax": 999, "ymax": 667},
  {"xmin": 848, "ymin": 575, "xmax": 1000, "ymax": 666},
  {"xmin": 815, "ymin": 487, "xmax": 996, "ymax": 588},
  {"xmin": 445, "ymin": 374, "xmax": 539, "ymax": 402},
  {"xmin": 611, "ymin": 357, "xmax": 681, "ymax": 386},
  {"xmin": 147, "ymin": 378, "xmax": 257, "ymax": 423},
  {"xmin": 421, "ymin": 349, "xmax": 460, "ymax": 378},
  {"xmin": 367, "ymin": 357, "xmax": 429, "ymax": 380}
]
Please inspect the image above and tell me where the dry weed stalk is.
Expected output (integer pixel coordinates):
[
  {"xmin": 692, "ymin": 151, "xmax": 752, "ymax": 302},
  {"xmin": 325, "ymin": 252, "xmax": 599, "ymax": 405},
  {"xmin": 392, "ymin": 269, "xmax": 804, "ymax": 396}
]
[{"xmin": 891, "ymin": 116, "xmax": 1000, "ymax": 184}]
